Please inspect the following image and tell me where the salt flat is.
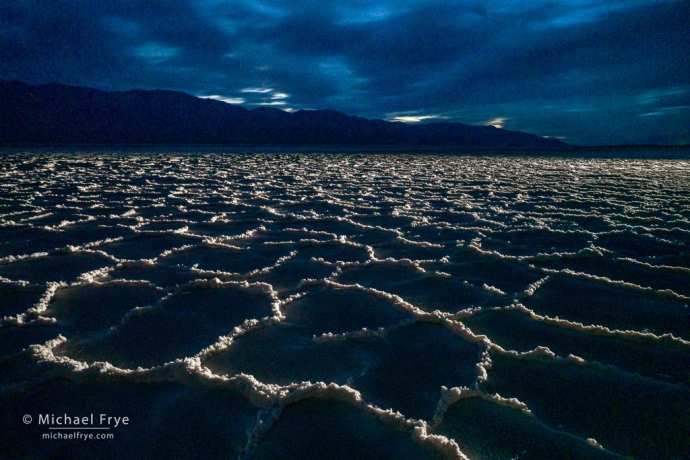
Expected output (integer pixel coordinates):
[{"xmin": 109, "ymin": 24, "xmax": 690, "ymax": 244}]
[{"xmin": 1, "ymin": 150, "xmax": 689, "ymax": 459}]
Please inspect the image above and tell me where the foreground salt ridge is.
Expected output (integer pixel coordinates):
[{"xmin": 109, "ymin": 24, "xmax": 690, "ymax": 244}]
[
  {"xmin": 1, "ymin": 152, "xmax": 689, "ymax": 459},
  {"xmin": 7, "ymin": 320, "xmax": 472, "ymax": 459},
  {"xmin": 1, "ymin": 243, "xmax": 679, "ymax": 458}
]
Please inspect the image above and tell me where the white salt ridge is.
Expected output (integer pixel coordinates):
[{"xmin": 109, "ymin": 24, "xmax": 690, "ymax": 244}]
[
  {"xmin": 195, "ymin": 291, "xmax": 309, "ymax": 360},
  {"xmin": 246, "ymin": 250, "xmax": 298, "ymax": 277},
  {"xmin": 412, "ymin": 426, "xmax": 470, "ymax": 460},
  {"xmin": 0, "ymin": 236, "xmax": 125, "ymax": 266},
  {"xmin": 505, "ymin": 302, "xmax": 690, "ymax": 347},
  {"xmin": 617, "ymin": 257, "xmax": 690, "ymax": 275},
  {"xmin": 0, "ymin": 251, "xmax": 50, "ymax": 265},
  {"xmin": 75, "ymin": 266, "xmax": 115, "ymax": 283},
  {"xmin": 425, "ymin": 270, "xmax": 452, "ymax": 278},
  {"xmin": 43, "ymin": 215, "xmax": 98, "ymax": 231},
  {"xmin": 482, "ymin": 283, "xmax": 506, "ymax": 296},
  {"xmin": 471, "ymin": 345, "xmax": 493, "ymax": 390},
  {"xmin": 185, "ymin": 250, "xmax": 298, "ymax": 280},
  {"xmin": 396, "ymin": 236, "xmax": 444, "ymax": 248},
  {"xmin": 284, "ymin": 226, "xmax": 342, "ymax": 240},
  {"xmin": 313, "ymin": 317, "xmax": 418, "ymax": 343},
  {"xmin": 19, "ymin": 213, "xmax": 54, "ymax": 222},
  {"xmin": 517, "ymin": 275, "xmax": 551, "ymax": 299},
  {"xmin": 2, "ymin": 282, "xmax": 65, "ymax": 326},
  {"xmin": 0, "ymin": 209, "xmax": 35, "ymax": 219},
  {"xmin": 0, "ymin": 276, "xmax": 35, "ymax": 287},
  {"xmin": 332, "ymin": 215, "xmax": 403, "ymax": 235},
  {"xmin": 122, "ymin": 278, "xmax": 279, "ymax": 323},
  {"xmin": 432, "ymin": 385, "xmax": 533, "ymax": 428},
  {"xmin": 310, "ymin": 250, "xmax": 438, "ymax": 274},
  {"xmin": 527, "ymin": 245, "xmax": 606, "ymax": 261},
  {"xmin": 540, "ymin": 267, "xmax": 690, "ymax": 301},
  {"xmin": 587, "ymin": 438, "xmax": 604, "ymax": 449},
  {"xmin": 298, "ymin": 279, "xmax": 443, "ymax": 321},
  {"xmin": 188, "ymin": 264, "xmax": 244, "ymax": 279}
]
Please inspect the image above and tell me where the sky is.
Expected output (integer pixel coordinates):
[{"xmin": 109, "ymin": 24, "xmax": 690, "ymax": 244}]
[{"xmin": 1, "ymin": 0, "xmax": 688, "ymax": 145}]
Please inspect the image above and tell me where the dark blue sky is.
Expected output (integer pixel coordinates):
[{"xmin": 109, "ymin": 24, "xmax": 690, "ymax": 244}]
[{"xmin": 1, "ymin": 0, "xmax": 688, "ymax": 145}]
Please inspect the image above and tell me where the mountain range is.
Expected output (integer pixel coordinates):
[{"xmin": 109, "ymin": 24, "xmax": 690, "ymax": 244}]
[{"xmin": 0, "ymin": 81, "xmax": 567, "ymax": 149}]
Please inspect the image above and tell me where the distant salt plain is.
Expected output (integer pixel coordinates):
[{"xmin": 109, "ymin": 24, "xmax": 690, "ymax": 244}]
[{"xmin": 1, "ymin": 150, "xmax": 689, "ymax": 459}]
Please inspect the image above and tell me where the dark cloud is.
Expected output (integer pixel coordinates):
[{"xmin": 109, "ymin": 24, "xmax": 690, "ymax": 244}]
[{"xmin": 1, "ymin": 0, "xmax": 688, "ymax": 144}]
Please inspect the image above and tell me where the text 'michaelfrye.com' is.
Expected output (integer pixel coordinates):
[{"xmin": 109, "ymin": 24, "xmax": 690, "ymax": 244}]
[{"xmin": 23, "ymin": 413, "xmax": 128, "ymax": 441}]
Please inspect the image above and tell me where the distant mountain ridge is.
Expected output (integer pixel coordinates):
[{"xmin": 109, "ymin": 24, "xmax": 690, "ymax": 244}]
[{"xmin": 0, "ymin": 81, "xmax": 567, "ymax": 148}]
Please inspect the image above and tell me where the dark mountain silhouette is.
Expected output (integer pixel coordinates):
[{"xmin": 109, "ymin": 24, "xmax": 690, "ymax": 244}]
[{"xmin": 0, "ymin": 81, "xmax": 567, "ymax": 148}]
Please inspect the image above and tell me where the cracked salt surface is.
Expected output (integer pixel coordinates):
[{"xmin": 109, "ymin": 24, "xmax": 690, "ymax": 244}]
[{"xmin": 1, "ymin": 150, "xmax": 689, "ymax": 459}]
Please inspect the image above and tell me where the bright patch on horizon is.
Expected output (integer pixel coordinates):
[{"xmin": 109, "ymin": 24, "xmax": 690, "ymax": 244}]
[
  {"xmin": 390, "ymin": 115, "xmax": 441, "ymax": 123},
  {"xmin": 481, "ymin": 117, "xmax": 507, "ymax": 129},
  {"xmin": 199, "ymin": 95, "xmax": 245, "ymax": 104}
]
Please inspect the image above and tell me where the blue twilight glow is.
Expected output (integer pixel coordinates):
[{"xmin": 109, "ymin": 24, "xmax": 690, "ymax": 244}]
[{"xmin": 0, "ymin": 0, "xmax": 688, "ymax": 144}]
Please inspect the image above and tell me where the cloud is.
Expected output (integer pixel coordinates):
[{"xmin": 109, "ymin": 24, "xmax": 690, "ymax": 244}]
[
  {"xmin": 242, "ymin": 87, "xmax": 273, "ymax": 93},
  {"xmin": 198, "ymin": 95, "xmax": 245, "ymax": 104},
  {"xmin": 250, "ymin": 101, "xmax": 287, "ymax": 106},
  {"xmin": 0, "ymin": 0, "xmax": 688, "ymax": 144},
  {"xmin": 480, "ymin": 118, "xmax": 508, "ymax": 129},
  {"xmin": 389, "ymin": 115, "xmax": 443, "ymax": 123}
]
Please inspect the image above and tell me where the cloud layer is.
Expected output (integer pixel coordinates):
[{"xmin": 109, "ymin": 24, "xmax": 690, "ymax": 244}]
[{"xmin": 1, "ymin": 0, "xmax": 688, "ymax": 144}]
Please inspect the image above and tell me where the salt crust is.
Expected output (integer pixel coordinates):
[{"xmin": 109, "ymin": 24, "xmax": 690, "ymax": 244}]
[{"xmin": 2, "ymin": 153, "xmax": 689, "ymax": 458}]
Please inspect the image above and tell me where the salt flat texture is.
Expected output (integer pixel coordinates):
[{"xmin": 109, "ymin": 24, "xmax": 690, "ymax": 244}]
[{"xmin": 1, "ymin": 151, "xmax": 689, "ymax": 459}]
